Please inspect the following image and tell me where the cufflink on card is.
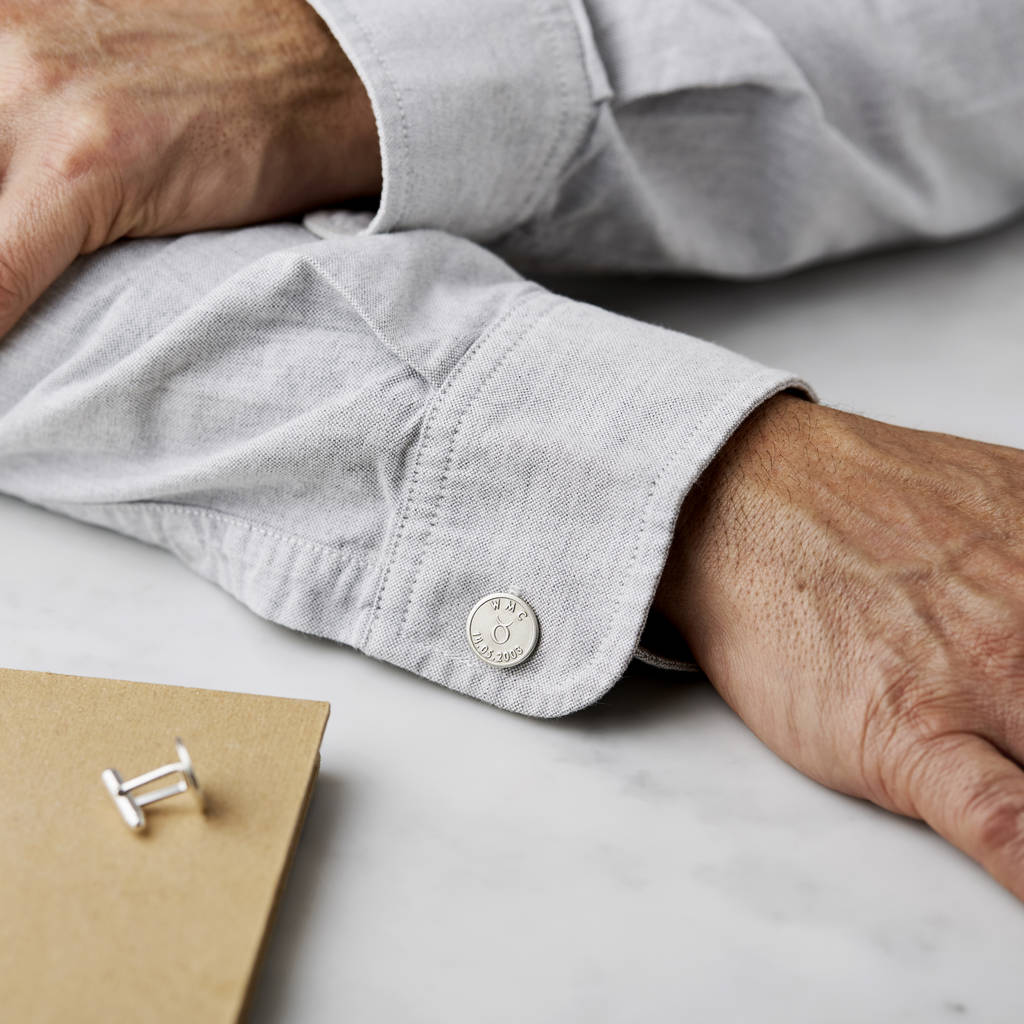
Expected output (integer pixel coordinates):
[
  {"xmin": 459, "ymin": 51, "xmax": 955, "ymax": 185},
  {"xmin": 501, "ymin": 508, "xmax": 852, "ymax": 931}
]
[{"xmin": 102, "ymin": 738, "xmax": 206, "ymax": 832}]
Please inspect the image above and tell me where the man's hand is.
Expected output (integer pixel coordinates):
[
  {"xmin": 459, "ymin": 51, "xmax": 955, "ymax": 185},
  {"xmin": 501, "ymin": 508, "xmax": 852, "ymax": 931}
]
[
  {"xmin": 655, "ymin": 395, "xmax": 1024, "ymax": 900},
  {"xmin": 0, "ymin": 0, "xmax": 380, "ymax": 338}
]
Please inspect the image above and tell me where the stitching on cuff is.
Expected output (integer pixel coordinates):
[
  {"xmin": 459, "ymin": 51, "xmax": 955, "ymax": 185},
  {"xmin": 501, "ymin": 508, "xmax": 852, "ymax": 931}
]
[
  {"xmin": 514, "ymin": 0, "xmax": 575, "ymax": 224},
  {"xmin": 395, "ymin": 300, "xmax": 563, "ymax": 640},
  {"xmin": 308, "ymin": 0, "xmax": 413, "ymax": 229},
  {"xmin": 339, "ymin": 3, "xmax": 413, "ymax": 226},
  {"xmin": 360, "ymin": 288, "xmax": 553, "ymax": 651}
]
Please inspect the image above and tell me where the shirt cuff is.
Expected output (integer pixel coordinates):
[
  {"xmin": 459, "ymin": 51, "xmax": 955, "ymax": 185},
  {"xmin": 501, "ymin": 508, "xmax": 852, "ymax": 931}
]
[
  {"xmin": 303, "ymin": 0, "xmax": 608, "ymax": 239},
  {"xmin": 360, "ymin": 289, "xmax": 812, "ymax": 717}
]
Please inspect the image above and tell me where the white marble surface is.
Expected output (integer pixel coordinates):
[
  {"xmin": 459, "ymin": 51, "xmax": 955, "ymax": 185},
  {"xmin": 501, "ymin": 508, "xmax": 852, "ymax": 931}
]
[{"xmin": 2, "ymin": 219, "xmax": 1023, "ymax": 1023}]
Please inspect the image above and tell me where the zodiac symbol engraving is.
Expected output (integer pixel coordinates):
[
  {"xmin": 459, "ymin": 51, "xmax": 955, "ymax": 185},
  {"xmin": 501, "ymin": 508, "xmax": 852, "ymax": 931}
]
[{"xmin": 491, "ymin": 612, "xmax": 513, "ymax": 646}]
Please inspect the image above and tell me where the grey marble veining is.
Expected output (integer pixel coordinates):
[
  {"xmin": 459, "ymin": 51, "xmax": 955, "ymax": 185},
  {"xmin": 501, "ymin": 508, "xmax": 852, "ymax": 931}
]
[{"xmin": 2, "ymin": 217, "xmax": 1023, "ymax": 1023}]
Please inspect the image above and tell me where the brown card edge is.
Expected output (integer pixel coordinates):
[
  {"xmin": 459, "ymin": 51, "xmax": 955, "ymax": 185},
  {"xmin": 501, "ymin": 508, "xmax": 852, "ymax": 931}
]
[{"xmin": 237, "ymin": 713, "xmax": 330, "ymax": 1023}]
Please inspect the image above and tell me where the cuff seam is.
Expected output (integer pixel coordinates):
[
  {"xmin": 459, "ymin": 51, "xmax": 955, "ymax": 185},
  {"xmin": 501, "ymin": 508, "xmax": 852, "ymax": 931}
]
[
  {"xmin": 511, "ymin": 0, "xmax": 592, "ymax": 230},
  {"xmin": 335, "ymin": 1, "xmax": 412, "ymax": 228},
  {"xmin": 394, "ymin": 299, "xmax": 564, "ymax": 644}
]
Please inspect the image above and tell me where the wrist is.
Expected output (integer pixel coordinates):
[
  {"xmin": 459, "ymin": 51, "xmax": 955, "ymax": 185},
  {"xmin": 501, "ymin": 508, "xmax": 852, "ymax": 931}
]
[
  {"xmin": 262, "ymin": 0, "xmax": 382, "ymax": 208},
  {"xmin": 653, "ymin": 392, "xmax": 817, "ymax": 657}
]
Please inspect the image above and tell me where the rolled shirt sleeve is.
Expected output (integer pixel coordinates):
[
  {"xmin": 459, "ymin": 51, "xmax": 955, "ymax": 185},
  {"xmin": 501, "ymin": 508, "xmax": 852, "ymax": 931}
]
[
  {"xmin": 308, "ymin": 0, "xmax": 1024, "ymax": 277},
  {"xmin": 302, "ymin": 0, "xmax": 609, "ymax": 241},
  {"xmin": 0, "ymin": 222, "xmax": 808, "ymax": 716}
]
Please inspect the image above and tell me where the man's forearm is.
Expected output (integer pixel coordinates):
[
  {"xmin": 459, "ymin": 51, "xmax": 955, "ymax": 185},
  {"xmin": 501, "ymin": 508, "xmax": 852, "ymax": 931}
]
[{"xmin": 656, "ymin": 392, "xmax": 1024, "ymax": 902}]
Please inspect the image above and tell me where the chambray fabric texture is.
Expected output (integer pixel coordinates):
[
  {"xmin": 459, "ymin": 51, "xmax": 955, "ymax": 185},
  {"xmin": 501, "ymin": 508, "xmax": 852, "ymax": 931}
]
[{"xmin": 2, "ymin": 1, "xmax": 1024, "ymax": 716}]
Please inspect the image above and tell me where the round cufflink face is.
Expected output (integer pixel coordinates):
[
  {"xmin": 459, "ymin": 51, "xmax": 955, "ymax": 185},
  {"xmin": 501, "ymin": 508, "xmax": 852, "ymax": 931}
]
[{"xmin": 466, "ymin": 593, "xmax": 539, "ymax": 668}]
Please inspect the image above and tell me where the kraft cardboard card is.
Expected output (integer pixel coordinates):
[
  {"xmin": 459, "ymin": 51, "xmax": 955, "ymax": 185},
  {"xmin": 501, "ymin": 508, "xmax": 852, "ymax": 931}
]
[{"xmin": 0, "ymin": 667, "xmax": 330, "ymax": 1024}]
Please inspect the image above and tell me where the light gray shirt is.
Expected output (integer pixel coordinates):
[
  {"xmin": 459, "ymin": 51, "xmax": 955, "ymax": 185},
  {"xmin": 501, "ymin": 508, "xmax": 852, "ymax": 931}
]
[{"xmin": 1, "ymin": 0, "xmax": 1022, "ymax": 716}]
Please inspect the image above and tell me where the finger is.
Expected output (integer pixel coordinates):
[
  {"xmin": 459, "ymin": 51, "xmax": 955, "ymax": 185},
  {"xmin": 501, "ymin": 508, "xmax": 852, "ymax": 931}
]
[
  {"xmin": 0, "ymin": 166, "xmax": 88, "ymax": 340},
  {"xmin": 909, "ymin": 731, "xmax": 1024, "ymax": 900}
]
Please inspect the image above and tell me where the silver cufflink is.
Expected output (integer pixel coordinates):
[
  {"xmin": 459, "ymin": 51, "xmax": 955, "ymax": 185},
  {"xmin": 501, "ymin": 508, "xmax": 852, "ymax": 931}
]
[
  {"xmin": 466, "ymin": 592, "xmax": 540, "ymax": 668},
  {"xmin": 101, "ymin": 738, "xmax": 206, "ymax": 831}
]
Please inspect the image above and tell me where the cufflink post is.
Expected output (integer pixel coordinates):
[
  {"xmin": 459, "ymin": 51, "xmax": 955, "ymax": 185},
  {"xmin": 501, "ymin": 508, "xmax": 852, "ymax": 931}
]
[{"xmin": 102, "ymin": 738, "xmax": 205, "ymax": 831}]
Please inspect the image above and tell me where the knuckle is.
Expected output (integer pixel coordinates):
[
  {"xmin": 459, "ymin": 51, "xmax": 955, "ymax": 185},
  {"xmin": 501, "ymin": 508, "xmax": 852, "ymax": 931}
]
[
  {"xmin": 858, "ymin": 663, "xmax": 942, "ymax": 807},
  {"xmin": 857, "ymin": 648, "xmax": 981, "ymax": 807},
  {"xmin": 2, "ymin": 40, "xmax": 73, "ymax": 98},
  {"xmin": 42, "ymin": 106, "xmax": 121, "ymax": 183},
  {"xmin": 964, "ymin": 780, "xmax": 1024, "ymax": 860},
  {"xmin": 26, "ymin": 58, "xmax": 72, "ymax": 97}
]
